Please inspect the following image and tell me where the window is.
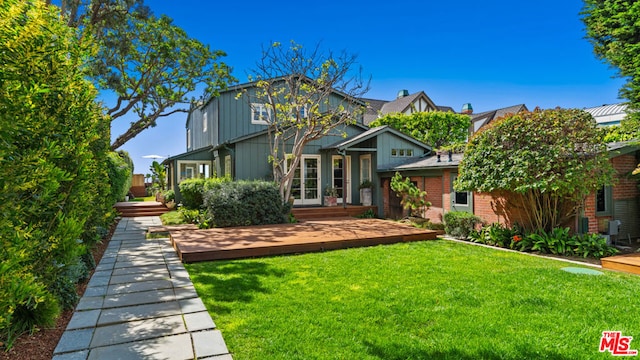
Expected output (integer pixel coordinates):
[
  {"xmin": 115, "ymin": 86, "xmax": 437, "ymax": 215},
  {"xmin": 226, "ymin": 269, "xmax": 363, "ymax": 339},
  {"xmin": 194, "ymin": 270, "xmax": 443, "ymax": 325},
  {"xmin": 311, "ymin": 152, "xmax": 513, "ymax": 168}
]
[
  {"xmin": 596, "ymin": 185, "xmax": 612, "ymax": 215},
  {"xmin": 360, "ymin": 154, "xmax": 372, "ymax": 182},
  {"xmin": 203, "ymin": 112, "xmax": 208, "ymax": 132},
  {"xmin": 251, "ymin": 103, "xmax": 270, "ymax": 125},
  {"xmin": 186, "ymin": 129, "xmax": 191, "ymax": 150},
  {"xmin": 391, "ymin": 148, "xmax": 414, "ymax": 157}
]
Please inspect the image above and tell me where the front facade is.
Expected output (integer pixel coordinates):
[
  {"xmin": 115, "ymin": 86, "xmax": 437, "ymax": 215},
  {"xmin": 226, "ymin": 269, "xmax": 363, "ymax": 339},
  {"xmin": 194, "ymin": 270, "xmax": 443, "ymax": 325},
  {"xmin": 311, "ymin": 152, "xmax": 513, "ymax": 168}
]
[{"xmin": 164, "ymin": 81, "xmax": 433, "ymax": 212}]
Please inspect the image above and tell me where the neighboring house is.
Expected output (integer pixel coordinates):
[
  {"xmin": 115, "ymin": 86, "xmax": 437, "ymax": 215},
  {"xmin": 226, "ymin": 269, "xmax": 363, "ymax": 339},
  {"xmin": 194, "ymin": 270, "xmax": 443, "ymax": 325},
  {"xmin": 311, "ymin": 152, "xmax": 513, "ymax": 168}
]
[
  {"xmin": 381, "ymin": 102, "xmax": 640, "ymax": 241},
  {"xmin": 362, "ymin": 90, "xmax": 447, "ymax": 125},
  {"xmin": 470, "ymin": 104, "xmax": 528, "ymax": 133},
  {"xmin": 584, "ymin": 103, "xmax": 628, "ymax": 127},
  {"xmin": 163, "ymin": 81, "xmax": 432, "ymax": 213}
]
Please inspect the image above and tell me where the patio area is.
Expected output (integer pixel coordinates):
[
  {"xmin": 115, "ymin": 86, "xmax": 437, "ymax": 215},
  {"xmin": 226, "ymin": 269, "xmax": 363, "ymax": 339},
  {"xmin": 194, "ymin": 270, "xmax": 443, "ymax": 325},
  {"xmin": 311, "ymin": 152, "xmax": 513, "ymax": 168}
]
[{"xmin": 168, "ymin": 218, "xmax": 438, "ymax": 263}]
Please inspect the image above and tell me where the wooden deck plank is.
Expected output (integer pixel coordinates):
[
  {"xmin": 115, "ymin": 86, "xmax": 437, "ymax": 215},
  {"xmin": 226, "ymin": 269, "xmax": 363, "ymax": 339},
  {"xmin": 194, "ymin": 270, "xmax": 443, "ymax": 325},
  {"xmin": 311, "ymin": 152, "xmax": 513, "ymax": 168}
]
[
  {"xmin": 170, "ymin": 219, "xmax": 437, "ymax": 263},
  {"xmin": 601, "ymin": 253, "xmax": 640, "ymax": 275}
]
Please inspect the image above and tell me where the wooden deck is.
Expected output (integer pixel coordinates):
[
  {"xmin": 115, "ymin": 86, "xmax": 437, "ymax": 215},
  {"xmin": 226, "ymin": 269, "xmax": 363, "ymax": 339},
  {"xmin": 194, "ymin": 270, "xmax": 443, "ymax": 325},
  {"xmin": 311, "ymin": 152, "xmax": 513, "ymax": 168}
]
[
  {"xmin": 169, "ymin": 218, "xmax": 437, "ymax": 263},
  {"xmin": 601, "ymin": 253, "xmax": 640, "ymax": 275}
]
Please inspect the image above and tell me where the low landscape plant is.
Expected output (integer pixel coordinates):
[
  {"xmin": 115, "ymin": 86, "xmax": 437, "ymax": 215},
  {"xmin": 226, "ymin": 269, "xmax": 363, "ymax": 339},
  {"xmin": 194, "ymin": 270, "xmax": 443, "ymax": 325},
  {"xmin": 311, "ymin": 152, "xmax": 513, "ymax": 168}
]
[
  {"xmin": 444, "ymin": 211, "xmax": 482, "ymax": 239},
  {"xmin": 470, "ymin": 224, "xmax": 618, "ymax": 259}
]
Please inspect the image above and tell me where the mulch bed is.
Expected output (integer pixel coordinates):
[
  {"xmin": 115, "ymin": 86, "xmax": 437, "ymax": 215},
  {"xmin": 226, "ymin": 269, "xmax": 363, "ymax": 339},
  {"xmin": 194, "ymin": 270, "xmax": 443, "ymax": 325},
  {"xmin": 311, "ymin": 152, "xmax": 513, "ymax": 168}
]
[{"xmin": 0, "ymin": 219, "xmax": 119, "ymax": 360}]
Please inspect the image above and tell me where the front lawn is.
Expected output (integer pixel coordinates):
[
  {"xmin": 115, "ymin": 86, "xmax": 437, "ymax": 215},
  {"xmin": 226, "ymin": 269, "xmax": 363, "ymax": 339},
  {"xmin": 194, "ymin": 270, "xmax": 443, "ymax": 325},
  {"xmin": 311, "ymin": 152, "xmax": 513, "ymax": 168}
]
[{"xmin": 186, "ymin": 240, "xmax": 640, "ymax": 359}]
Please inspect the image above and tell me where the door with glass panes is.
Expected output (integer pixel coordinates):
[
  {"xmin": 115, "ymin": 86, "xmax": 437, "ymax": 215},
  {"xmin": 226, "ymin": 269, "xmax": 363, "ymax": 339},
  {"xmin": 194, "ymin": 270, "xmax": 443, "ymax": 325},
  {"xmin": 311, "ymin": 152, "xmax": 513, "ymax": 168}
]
[
  {"xmin": 289, "ymin": 155, "xmax": 321, "ymax": 205},
  {"xmin": 332, "ymin": 155, "xmax": 351, "ymax": 204}
]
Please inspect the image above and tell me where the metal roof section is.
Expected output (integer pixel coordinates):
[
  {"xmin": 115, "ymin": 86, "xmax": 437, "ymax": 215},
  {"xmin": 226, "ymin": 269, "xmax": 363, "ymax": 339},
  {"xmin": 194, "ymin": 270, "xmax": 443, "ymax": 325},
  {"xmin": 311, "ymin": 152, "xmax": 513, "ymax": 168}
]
[
  {"xmin": 583, "ymin": 103, "xmax": 628, "ymax": 126},
  {"xmin": 380, "ymin": 152, "xmax": 463, "ymax": 172}
]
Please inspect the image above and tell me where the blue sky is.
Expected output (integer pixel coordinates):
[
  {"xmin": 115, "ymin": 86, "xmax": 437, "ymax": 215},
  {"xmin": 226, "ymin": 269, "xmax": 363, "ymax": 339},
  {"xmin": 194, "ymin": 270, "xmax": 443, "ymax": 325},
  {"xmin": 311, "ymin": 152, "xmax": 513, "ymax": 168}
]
[{"xmin": 111, "ymin": 0, "xmax": 626, "ymax": 174}]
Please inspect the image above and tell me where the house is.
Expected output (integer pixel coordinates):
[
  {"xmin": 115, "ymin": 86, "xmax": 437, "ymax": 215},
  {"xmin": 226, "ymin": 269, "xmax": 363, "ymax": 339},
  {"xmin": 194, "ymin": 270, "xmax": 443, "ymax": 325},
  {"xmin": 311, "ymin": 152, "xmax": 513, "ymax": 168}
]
[
  {"xmin": 163, "ymin": 81, "xmax": 432, "ymax": 213},
  {"xmin": 362, "ymin": 90, "xmax": 453, "ymax": 125}
]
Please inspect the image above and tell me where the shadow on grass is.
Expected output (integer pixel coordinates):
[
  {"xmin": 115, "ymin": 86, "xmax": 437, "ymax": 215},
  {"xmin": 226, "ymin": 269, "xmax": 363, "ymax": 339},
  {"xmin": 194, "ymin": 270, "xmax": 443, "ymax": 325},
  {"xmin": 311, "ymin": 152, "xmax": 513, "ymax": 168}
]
[
  {"xmin": 364, "ymin": 340, "xmax": 577, "ymax": 360},
  {"xmin": 189, "ymin": 261, "xmax": 286, "ymax": 314}
]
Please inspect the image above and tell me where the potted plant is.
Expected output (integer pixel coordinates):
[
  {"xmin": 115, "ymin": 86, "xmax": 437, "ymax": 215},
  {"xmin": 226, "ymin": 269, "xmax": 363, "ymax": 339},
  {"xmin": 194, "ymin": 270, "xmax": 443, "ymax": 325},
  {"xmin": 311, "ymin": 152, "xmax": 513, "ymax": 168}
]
[
  {"xmin": 359, "ymin": 180, "xmax": 373, "ymax": 206},
  {"xmin": 324, "ymin": 187, "xmax": 338, "ymax": 207}
]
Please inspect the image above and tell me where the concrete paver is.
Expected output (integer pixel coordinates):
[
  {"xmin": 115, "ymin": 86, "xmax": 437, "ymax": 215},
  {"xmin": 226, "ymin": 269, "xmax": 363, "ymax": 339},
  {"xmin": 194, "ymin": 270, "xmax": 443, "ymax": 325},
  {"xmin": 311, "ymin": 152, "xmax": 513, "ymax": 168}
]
[{"xmin": 53, "ymin": 216, "xmax": 232, "ymax": 359}]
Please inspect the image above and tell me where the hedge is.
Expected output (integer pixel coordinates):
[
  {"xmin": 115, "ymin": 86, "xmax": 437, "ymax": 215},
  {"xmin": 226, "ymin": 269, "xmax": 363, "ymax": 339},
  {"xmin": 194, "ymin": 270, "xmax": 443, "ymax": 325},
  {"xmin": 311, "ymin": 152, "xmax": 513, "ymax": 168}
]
[
  {"xmin": 444, "ymin": 211, "xmax": 482, "ymax": 239},
  {"xmin": 0, "ymin": 1, "xmax": 113, "ymax": 347},
  {"xmin": 203, "ymin": 180, "xmax": 289, "ymax": 227}
]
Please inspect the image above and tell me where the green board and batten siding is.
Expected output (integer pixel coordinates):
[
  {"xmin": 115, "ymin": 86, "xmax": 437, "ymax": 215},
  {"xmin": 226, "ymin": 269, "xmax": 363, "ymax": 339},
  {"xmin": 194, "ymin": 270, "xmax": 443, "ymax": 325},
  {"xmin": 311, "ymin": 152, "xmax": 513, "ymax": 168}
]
[{"xmin": 375, "ymin": 132, "xmax": 429, "ymax": 170}]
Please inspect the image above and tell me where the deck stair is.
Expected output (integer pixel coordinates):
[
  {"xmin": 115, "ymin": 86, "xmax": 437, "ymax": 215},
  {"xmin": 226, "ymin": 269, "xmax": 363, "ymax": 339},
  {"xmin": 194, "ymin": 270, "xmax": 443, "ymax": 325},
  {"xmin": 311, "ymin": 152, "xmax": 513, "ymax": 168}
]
[{"xmin": 114, "ymin": 201, "xmax": 169, "ymax": 217}]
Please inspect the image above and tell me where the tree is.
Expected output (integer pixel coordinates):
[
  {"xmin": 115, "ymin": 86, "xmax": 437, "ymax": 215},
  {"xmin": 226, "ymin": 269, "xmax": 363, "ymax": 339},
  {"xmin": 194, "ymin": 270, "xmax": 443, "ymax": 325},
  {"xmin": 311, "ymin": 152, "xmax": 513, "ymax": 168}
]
[
  {"xmin": 51, "ymin": 0, "xmax": 235, "ymax": 149},
  {"xmin": 581, "ymin": 1, "xmax": 640, "ymax": 117},
  {"xmin": 390, "ymin": 172, "xmax": 431, "ymax": 217},
  {"xmin": 455, "ymin": 108, "xmax": 614, "ymax": 233},
  {"xmin": 240, "ymin": 41, "xmax": 370, "ymax": 202},
  {"xmin": 368, "ymin": 111, "xmax": 471, "ymax": 149}
]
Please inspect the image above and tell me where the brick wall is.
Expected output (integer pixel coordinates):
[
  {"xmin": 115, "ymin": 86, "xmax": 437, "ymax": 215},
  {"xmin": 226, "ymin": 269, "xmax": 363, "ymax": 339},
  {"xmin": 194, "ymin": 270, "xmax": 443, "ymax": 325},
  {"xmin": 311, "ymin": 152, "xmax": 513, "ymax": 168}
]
[
  {"xmin": 424, "ymin": 176, "xmax": 444, "ymax": 222},
  {"xmin": 612, "ymin": 154, "xmax": 639, "ymax": 200},
  {"xmin": 584, "ymin": 153, "xmax": 638, "ymax": 234}
]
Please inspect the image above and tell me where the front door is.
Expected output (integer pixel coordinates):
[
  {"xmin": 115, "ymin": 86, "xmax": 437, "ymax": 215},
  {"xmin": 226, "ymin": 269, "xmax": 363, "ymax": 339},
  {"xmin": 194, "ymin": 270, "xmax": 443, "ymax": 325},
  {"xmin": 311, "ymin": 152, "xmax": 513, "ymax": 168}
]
[
  {"xmin": 450, "ymin": 173, "xmax": 473, "ymax": 212},
  {"xmin": 290, "ymin": 155, "xmax": 321, "ymax": 206},
  {"xmin": 332, "ymin": 155, "xmax": 351, "ymax": 204}
]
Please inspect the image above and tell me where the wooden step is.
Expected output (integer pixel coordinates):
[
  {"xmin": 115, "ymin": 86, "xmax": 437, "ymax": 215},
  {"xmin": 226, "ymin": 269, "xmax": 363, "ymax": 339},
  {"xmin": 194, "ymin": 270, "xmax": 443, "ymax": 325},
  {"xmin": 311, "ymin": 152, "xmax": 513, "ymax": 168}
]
[{"xmin": 114, "ymin": 202, "xmax": 170, "ymax": 217}]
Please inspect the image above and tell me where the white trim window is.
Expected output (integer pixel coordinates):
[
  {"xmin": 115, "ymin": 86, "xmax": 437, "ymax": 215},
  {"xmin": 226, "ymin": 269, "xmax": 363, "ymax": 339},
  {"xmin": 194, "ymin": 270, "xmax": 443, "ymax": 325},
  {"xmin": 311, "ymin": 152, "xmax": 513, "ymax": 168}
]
[
  {"xmin": 251, "ymin": 103, "xmax": 271, "ymax": 125},
  {"xmin": 360, "ymin": 154, "xmax": 372, "ymax": 182},
  {"xmin": 186, "ymin": 129, "xmax": 191, "ymax": 150}
]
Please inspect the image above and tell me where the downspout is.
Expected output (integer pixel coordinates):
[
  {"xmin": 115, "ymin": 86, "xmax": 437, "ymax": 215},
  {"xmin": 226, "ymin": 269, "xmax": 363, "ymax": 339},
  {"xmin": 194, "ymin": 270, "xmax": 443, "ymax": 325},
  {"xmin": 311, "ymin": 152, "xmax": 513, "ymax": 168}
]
[{"xmin": 338, "ymin": 149, "xmax": 347, "ymax": 209}]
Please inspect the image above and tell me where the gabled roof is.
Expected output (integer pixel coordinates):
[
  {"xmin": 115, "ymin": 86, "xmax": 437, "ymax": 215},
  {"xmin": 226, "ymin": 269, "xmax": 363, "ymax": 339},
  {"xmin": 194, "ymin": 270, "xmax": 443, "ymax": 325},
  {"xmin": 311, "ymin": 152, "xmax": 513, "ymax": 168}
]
[
  {"xmin": 471, "ymin": 104, "xmax": 528, "ymax": 132},
  {"xmin": 322, "ymin": 125, "xmax": 432, "ymax": 152},
  {"xmin": 361, "ymin": 91, "xmax": 449, "ymax": 125}
]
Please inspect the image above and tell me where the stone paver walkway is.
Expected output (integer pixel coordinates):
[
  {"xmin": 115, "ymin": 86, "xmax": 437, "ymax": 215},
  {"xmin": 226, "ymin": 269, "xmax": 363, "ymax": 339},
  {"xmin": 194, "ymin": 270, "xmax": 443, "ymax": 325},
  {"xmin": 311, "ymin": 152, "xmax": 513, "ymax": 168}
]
[{"xmin": 53, "ymin": 216, "xmax": 232, "ymax": 360}]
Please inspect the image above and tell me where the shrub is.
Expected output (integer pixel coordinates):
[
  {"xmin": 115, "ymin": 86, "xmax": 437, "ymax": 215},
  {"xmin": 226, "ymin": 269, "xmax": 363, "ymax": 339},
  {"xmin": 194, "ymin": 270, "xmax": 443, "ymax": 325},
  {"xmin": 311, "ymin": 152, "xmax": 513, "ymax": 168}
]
[
  {"xmin": 203, "ymin": 180, "xmax": 288, "ymax": 227},
  {"xmin": 515, "ymin": 228, "xmax": 618, "ymax": 258},
  {"xmin": 179, "ymin": 177, "xmax": 228, "ymax": 209},
  {"xmin": 444, "ymin": 211, "xmax": 482, "ymax": 239},
  {"xmin": 470, "ymin": 223, "xmax": 522, "ymax": 249},
  {"xmin": 390, "ymin": 172, "xmax": 431, "ymax": 217},
  {"xmin": 163, "ymin": 189, "xmax": 175, "ymax": 203}
]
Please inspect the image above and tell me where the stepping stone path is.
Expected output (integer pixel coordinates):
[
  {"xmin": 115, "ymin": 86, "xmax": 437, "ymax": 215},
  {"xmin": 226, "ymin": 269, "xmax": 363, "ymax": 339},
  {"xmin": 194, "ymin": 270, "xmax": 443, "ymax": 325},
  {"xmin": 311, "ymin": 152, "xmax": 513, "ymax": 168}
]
[{"xmin": 53, "ymin": 216, "xmax": 232, "ymax": 360}]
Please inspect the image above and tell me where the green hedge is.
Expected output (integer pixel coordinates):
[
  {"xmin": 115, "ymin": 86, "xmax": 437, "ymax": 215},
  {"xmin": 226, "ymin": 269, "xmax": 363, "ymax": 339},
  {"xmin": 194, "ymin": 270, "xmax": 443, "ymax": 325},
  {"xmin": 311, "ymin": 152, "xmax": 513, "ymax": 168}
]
[
  {"xmin": 179, "ymin": 177, "xmax": 228, "ymax": 209},
  {"xmin": 203, "ymin": 180, "xmax": 289, "ymax": 227},
  {"xmin": 444, "ymin": 211, "xmax": 482, "ymax": 239},
  {"xmin": 0, "ymin": 1, "xmax": 113, "ymax": 348}
]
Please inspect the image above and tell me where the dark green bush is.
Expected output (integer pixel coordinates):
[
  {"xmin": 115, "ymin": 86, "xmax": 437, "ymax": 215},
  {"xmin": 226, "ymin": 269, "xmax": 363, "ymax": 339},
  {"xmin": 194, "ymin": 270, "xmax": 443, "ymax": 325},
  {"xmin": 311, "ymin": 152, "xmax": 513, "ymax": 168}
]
[
  {"xmin": 203, "ymin": 180, "xmax": 288, "ymax": 227},
  {"xmin": 179, "ymin": 177, "xmax": 227, "ymax": 209},
  {"xmin": 444, "ymin": 211, "xmax": 482, "ymax": 239}
]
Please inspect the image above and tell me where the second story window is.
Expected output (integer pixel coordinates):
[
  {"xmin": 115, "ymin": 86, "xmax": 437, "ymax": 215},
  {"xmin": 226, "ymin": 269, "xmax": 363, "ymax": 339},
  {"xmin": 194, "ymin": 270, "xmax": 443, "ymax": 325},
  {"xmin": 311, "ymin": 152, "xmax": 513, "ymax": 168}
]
[
  {"xmin": 203, "ymin": 112, "xmax": 208, "ymax": 132},
  {"xmin": 187, "ymin": 129, "xmax": 191, "ymax": 150},
  {"xmin": 251, "ymin": 103, "xmax": 270, "ymax": 125}
]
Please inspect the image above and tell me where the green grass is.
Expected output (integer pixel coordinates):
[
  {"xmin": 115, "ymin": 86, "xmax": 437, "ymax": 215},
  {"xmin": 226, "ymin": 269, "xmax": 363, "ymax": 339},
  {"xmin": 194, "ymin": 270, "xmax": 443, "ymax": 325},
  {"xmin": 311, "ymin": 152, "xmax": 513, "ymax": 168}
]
[
  {"xmin": 186, "ymin": 240, "xmax": 640, "ymax": 360},
  {"xmin": 160, "ymin": 210, "xmax": 184, "ymax": 225},
  {"xmin": 128, "ymin": 196, "xmax": 155, "ymax": 202}
]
